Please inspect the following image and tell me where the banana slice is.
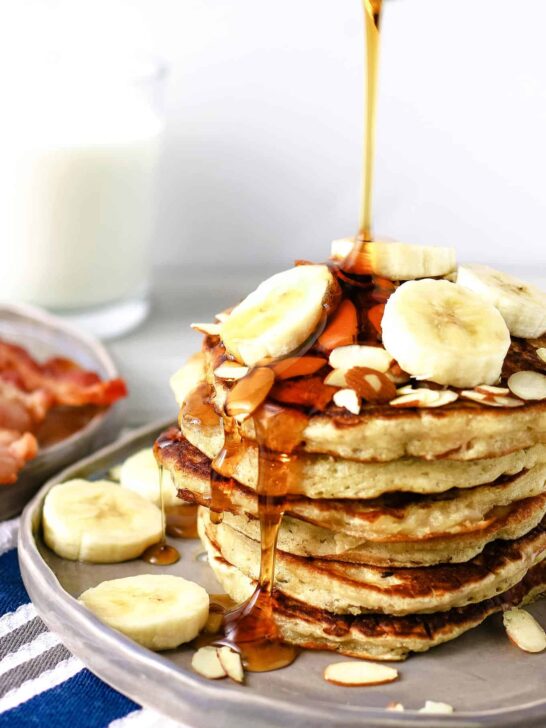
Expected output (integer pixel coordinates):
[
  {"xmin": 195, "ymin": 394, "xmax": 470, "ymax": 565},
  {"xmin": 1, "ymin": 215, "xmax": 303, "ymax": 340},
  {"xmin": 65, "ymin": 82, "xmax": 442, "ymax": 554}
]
[
  {"xmin": 43, "ymin": 480, "xmax": 162, "ymax": 562},
  {"xmin": 381, "ymin": 279, "xmax": 511, "ymax": 388},
  {"xmin": 79, "ymin": 574, "xmax": 209, "ymax": 650},
  {"xmin": 330, "ymin": 238, "xmax": 456, "ymax": 280},
  {"xmin": 120, "ymin": 448, "xmax": 179, "ymax": 508},
  {"xmin": 170, "ymin": 352, "xmax": 205, "ymax": 406},
  {"xmin": 220, "ymin": 265, "xmax": 337, "ymax": 366},
  {"xmin": 457, "ymin": 265, "xmax": 546, "ymax": 338}
]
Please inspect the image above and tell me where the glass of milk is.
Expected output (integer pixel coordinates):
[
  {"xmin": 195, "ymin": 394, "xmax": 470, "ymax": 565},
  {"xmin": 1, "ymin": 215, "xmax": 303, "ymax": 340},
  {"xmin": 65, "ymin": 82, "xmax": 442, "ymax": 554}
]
[{"xmin": 0, "ymin": 53, "xmax": 166, "ymax": 338}]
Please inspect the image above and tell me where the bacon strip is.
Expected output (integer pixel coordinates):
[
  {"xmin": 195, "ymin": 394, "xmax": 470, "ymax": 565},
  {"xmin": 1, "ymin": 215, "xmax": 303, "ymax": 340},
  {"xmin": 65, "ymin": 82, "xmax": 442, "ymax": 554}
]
[{"xmin": 0, "ymin": 340, "xmax": 127, "ymax": 484}]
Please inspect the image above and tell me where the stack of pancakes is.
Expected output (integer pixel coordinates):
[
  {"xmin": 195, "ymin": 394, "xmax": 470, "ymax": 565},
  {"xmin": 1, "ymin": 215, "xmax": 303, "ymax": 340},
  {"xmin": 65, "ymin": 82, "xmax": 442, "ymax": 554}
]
[{"xmin": 157, "ymin": 330, "xmax": 546, "ymax": 661}]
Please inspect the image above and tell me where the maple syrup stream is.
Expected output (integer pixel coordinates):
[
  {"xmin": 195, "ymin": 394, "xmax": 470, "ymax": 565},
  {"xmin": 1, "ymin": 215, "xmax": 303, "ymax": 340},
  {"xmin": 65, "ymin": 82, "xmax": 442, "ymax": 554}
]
[{"xmin": 156, "ymin": 0, "xmax": 385, "ymax": 670}]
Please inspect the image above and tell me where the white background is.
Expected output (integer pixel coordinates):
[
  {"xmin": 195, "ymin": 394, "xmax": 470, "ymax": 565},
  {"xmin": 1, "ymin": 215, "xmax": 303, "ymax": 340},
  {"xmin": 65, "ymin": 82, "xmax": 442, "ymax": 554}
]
[{"xmin": 3, "ymin": 0, "xmax": 546, "ymax": 275}]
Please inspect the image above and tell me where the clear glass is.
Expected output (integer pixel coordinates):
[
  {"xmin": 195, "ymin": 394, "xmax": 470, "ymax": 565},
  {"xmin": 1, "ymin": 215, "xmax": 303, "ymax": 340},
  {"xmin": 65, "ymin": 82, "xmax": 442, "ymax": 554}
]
[{"xmin": 0, "ymin": 53, "xmax": 167, "ymax": 339}]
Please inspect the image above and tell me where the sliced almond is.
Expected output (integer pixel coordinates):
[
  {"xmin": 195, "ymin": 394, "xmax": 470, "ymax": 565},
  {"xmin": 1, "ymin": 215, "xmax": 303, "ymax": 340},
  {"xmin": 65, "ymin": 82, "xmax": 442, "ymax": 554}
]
[
  {"xmin": 191, "ymin": 322, "xmax": 221, "ymax": 337},
  {"xmin": 214, "ymin": 362, "xmax": 250, "ymax": 380},
  {"xmin": 333, "ymin": 388, "xmax": 361, "ymax": 415},
  {"xmin": 318, "ymin": 299, "xmax": 358, "ymax": 352},
  {"xmin": 225, "ymin": 367, "xmax": 275, "ymax": 419},
  {"xmin": 323, "ymin": 660, "xmax": 398, "ymax": 687},
  {"xmin": 272, "ymin": 356, "xmax": 327, "ymax": 380},
  {"xmin": 537, "ymin": 348, "xmax": 546, "ymax": 364},
  {"xmin": 390, "ymin": 388, "xmax": 458, "ymax": 408},
  {"xmin": 329, "ymin": 345, "xmax": 393, "ymax": 373},
  {"xmin": 345, "ymin": 367, "xmax": 397, "ymax": 404},
  {"xmin": 461, "ymin": 390, "xmax": 524, "ymax": 407},
  {"xmin": 418, "ymin": 701, "xmax": 454, "ymax": 714},
  {"xmin": 503, "ymin": 607, "xmax": 546, "ymax": 653},
  {"xmin": 386, "ymin": 702, "xmax": 405, "ymax": 712},
  {"xmin": 191, "ymin": 646, "xmax": 227, "ymax": 679},
  {"xmin": 217, "ymin": 646, "xmax": 244, "ymax": 683},
  {"xmin": 508, "ymin": 370, "xmax": 546, "ymax": 401},
  {"xmin": 387, "ymin": 362, "xmax": 410, "ymax": 385},
  {"xmin": 395, "ymin": 385, "xmax": 416, "ymax": 396},
  {"xmin": 367, "ymin": 303, "xmax": 385, "ymax": 335},
  {"xmin": 475, "ymin": 384, "xmax": 510, "ymax": 395},
  {"xmin": 324, "ymin": 369, "xmax": 348, "ymax": 388}
]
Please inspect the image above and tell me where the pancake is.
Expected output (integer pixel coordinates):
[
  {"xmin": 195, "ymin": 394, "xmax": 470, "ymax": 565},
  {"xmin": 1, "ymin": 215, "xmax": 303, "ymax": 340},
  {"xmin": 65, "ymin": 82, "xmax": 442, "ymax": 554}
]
[
  {"xmin": 181, "ymin": 390, "xmax": 546, "ymax": 498},
  {"xmin": 176, "ymin": 356, "xmax": 546, "ymax": 498},
  {"xmin": 200, "ymin": 515, "xmax": 546, "ymax": 660},
  {"xmin": 204, "ymin": 334, "xmax": 546, "ymax": 462},
  {"xmin": 159, "ymin": 428, "xmax": 546, "ymax": 543},
  {"xmin": 201, "ymin": 508, "xmax": 546, "ymax": 616},
  {"xmin": 219, "ymin": 495, "xmax": 546, "ymax": 567}
]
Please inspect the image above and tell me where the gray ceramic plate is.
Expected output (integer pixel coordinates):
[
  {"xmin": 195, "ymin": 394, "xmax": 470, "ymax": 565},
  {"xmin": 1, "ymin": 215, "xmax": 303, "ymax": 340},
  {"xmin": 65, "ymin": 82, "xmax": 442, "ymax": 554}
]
[
  {"xmin": 18, "ymin": 420, "xmax": 546, "ymax": 728},
  {"xmin": 0, "ymin": 301, "xmax": 124, "ymax": 519}
]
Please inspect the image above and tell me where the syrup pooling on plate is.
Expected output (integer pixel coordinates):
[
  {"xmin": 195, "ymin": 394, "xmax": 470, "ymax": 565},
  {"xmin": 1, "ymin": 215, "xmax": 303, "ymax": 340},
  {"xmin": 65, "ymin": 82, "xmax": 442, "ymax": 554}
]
[{"xmin": 141, "ymin": 464, "xmax": 181, "ymax": 565}]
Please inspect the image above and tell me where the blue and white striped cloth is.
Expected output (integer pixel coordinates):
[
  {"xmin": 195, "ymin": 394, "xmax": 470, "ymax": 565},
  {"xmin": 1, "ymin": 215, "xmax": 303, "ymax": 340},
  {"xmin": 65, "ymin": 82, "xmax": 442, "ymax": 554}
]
[{"xmin": 0, "ymin": 518, "xmax": 184, "ymax": 728}]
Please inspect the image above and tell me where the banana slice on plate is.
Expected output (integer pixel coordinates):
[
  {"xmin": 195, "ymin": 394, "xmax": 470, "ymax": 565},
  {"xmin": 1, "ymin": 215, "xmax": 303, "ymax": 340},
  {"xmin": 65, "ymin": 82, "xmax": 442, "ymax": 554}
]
[
  {"xmin": 79, "ymin": 574, "xmax": 209, "ymax": 650},
  {"xmin": 220, "ymin": 265, "xmax": 337, "ymax": 366},
  {"xmin": 330, "ymin": 238, "xmax": 456, "ymax": 280},
  {"xmin": 43, "ymin": 480, "xmax": 162, "ymax": 563},
  {"xmin": 457, "ymin": 264, "xmax": 546, "ymax": 338},
  {"xmin": 381, "ymin": 279, "xmax": 511, "ymax": 388},
  {"xmin": 120, "ymin": 448, "xmax": 179, "ymax": 508}
]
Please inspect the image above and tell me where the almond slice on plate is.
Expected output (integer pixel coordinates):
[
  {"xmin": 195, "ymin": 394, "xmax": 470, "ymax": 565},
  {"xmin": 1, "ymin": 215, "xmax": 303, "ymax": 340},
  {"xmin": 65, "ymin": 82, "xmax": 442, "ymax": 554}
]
[
  {"xmin": 418, "ymin": 701, "xmax": 454, "ymax": 714},
  {"xmin": 323, "ymin": 660, "xmax": 398, "ymax": 687},
  {"xmin": 217, "ymin": 646, "xmax": 244, "ymax": 683},
  {"xmin": 503, "ymin": 608, "xmax": 546, "ymax": 653},
  {"xmin": 333, "ymin": 388, "xmax": 361, "ymax": 415},
  {"xmin": 191, "ymin": 646, "xmax": 227, "ymax": 679},
  {"xmin": 475, "ymin": 384, "xmax": 510, "ymax": 395},
  {"xmin": 508, "ymin": 371, "xmax": 546, "ymax": 401},
  {"xmin": 537, "ymin": 348, "xmax": 546, "ymax": 364},
  {"xmin": 214, "ymin": 362, "xmax": 250, "ymax": 380},
  {"xmin": 386, "ymin": 702, "xmax": 405, "ymax": 712},
  {"xmin": 461, "ymin": 390, "xmax": 524, "ymax": 407},
  {"xmin": 329, "ymin": 345, "xmax": 393, "ymax": 373},
  {"xmin": 191, "ymin": 322, "xmax": 222, "ymax": 336},
  {"xmin": 390, "ymin": 388, "xmax": 458, "ymax": 408}
]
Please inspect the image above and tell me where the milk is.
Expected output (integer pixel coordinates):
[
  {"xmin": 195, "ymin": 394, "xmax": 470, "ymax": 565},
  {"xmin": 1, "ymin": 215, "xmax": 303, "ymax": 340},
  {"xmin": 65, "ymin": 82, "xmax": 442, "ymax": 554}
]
[{"xmin": 0, "ymin": 80, "xmax": 162, "ymax": 310}]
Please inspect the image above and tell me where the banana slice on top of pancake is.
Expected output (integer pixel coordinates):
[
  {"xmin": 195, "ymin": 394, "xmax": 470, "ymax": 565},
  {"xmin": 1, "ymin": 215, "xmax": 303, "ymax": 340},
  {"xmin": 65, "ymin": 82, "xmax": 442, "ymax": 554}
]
[
  {"xmin": 330, "ymin": 238, "xmax": 456, "ymax": 280},
  {"xmin": 457, "ymin": 264, "xmax": 546, "ymax": 339},
  {"xmin": 381, "ymin": 279, "xmax": 511, "ymax": 388},
  {"xmin": 220, "ymin": 265, "xmax": 338, "ymax": 366}
]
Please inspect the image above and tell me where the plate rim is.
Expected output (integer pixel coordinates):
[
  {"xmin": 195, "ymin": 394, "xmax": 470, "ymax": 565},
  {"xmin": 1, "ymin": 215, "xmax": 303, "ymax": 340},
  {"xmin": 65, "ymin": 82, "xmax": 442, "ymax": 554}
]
[{"xmin": 17, "ymin": 419, "xmax": 546, "ymax": 728}]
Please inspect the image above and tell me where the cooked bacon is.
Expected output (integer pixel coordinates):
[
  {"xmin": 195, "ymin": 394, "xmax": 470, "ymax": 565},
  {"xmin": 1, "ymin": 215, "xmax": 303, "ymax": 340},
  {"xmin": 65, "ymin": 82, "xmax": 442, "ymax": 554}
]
[
  {"xmin": 0, "ymin": 339, "xmax": 127, "ymax": 485},
  {"xmin": 0, "ymin": 430, "xmax": 38, "ymax": 484},
  {"xmin": 0, "ymin": 342, "xmax": 127, "ymax": 407}
]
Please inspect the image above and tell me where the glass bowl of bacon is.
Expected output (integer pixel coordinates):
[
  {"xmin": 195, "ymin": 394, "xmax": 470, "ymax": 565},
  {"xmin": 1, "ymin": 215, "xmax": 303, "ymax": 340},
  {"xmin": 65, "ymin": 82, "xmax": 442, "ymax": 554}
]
[{"xmin": 0, "ymin": 302, "xmax": 127, "ymax": 519}]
